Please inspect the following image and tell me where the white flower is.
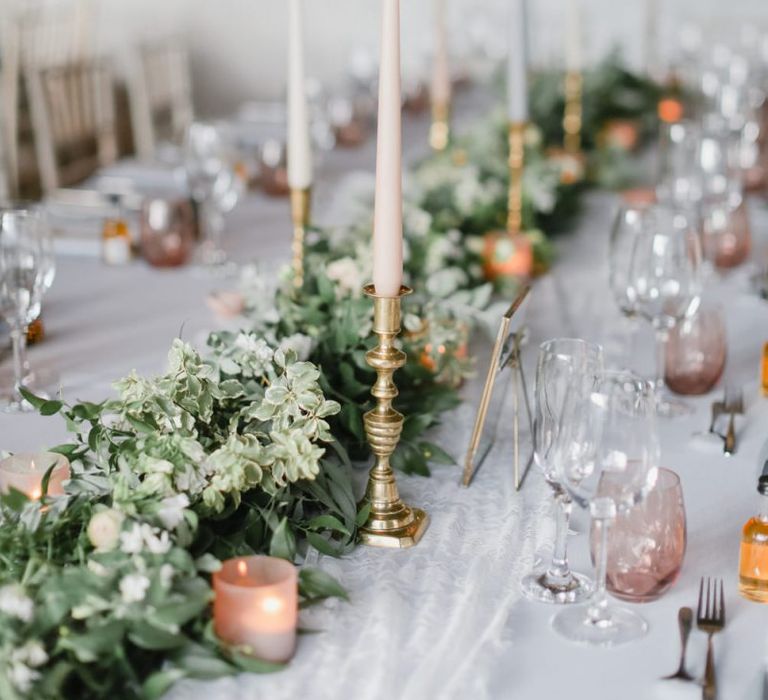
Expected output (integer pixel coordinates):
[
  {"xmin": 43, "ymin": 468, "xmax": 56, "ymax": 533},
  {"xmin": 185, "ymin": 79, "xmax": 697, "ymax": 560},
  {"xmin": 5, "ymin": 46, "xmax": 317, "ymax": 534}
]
[
  {"xmin": 145, "ymin": 528, "xmax": 171, "ymax": 555},
  {"xmin": 13, "ymin": 641, "xmax": 48, "ymax": 668},
  {"xmin": 156, "ymin": 494, "xmax": 189, "ymax": 530},
  {"xmin": 120, "ymin": 522, "xmax": 145, "ymax": 554},
  {"xmin": 404, "ymin": 205, "xmax": 432, "ymax": 237},
  {"xmin": 8, "ymin": 662, "xmax": 38, "ymax": 693},
  {"xmin": 120, "ymin": 573, "xmax": 151, "ymax": 604},
  {"xmin": 87, "ymin": 509, "xmax": 124, "ymax": 552},
  {"xmin": 159, "ymin": 564, "xmax": 175, "ymax": 589},
  {"xmin": 278, "ymin": 333, "xmax": 313, "ymax": 362},
  {"xmin": 234, "ymin": 333, "xmax": 274, "ymax": 362},
  {"xmin": 0, "ymin": 584, "xmax": 34, "ymax": 622},
  {"xmin": 326, "ymin": 256, "xmax": 363, "ymax": 297}
]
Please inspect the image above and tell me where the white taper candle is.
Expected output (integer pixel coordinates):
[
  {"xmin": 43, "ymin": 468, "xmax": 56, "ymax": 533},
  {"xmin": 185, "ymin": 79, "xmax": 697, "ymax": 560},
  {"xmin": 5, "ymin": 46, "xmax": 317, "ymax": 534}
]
[
  {"xmin": 372, "ymin": 0, "xmax": 404, "ymax": 297},
  {"xmin": 565, "ymin": 0, "xmax": 583, "ymax": 73},
  {"xmin": 507, "ymin": 0, "xmax": 529, "ymax": 122},
  {"xmin": 287, "ymin": 0, "xmax": 313, "ymax": 190}
]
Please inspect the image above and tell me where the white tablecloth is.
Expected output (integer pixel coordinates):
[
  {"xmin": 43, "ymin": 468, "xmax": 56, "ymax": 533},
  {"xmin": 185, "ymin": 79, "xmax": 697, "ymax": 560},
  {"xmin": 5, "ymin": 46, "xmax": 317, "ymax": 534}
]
[{"xmin": 2, "ymin": 89, "xmax": 768, "ymax": 700}]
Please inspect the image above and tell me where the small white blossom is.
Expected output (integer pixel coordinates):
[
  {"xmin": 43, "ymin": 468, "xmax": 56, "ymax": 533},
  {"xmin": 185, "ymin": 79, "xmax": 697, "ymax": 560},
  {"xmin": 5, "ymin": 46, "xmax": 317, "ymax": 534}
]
[
  {"xmin": 234, "ymin": 333, "xmax": 274, "ymax": 362},
  {"xmin": 120, "ymin": 523, "xmax": 145, "ymax": 554},
  {"xmin": 326, "ymin": 256, "xmax": 363, "ymax": 297},
  {"xmin": 145, "ymin": 528, "xmax": 171, "ymax": 555},
  {"xmin": 278, "ymin": 333, "xmax": 313, "ymax": 362},
  {"xmin": 156, "ymin": 494, "xmax": 189, "ymax": 530},
  {"xmin": 13, "ymin": 641, "xmax": 48, "ymax": 668},
  {"xmin": 159, "ymin": 563, "xmax": 175, "ymax": 589},
  {"xmin": 0, "ymin": 584, "xmax": 34, "ymax": 622},
  {"xmin": 120, "ymin": 573, "xmax": 151, "ymax": 604},
  {"xmin": 87, "ymin": 509, "xmax": 124, "ymax": 552},
  {"xmin": 8, "ymin": 662, "xmax": 38, "ymax": 693}
]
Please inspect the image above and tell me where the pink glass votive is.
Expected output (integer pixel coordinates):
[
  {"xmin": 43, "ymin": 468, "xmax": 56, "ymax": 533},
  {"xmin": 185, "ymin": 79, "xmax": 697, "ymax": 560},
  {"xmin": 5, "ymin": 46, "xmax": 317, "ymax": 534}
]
[
  {"xmin": 702, "ymin": 200, "xmax": 752, "ymax": 270},
  {"xmin": 213, "ymin": 556, "xmax": 298, "ymax": 663},
  {"xmin": 0, "ymin": 452, "xmax": 70, "ymax": 499},
  {"xmin": 665, "ymin": 306, "xmax": 727, "ymax": 395},
  {"xmin": 592, "ymin": 468, "xmax": 687, "ymax": 602}
]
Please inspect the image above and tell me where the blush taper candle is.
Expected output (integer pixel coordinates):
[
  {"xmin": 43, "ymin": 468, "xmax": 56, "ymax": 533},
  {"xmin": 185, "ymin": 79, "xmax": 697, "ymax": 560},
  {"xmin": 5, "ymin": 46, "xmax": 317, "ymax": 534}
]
[
  {"xmin": 431, "ymin": 0, "xmax": 451, "ymax": 108},
  {"xmin": 287, "ymin": 0, "xmax": 313, "ymax": 190},
  {"xmin": 372, "ymin": 0, "xmax": 404, "ymax": 297}
]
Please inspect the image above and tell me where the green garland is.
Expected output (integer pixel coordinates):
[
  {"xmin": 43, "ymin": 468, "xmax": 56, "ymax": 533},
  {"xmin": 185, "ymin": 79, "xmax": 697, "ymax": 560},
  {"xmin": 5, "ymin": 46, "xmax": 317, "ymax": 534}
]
[{"xmin": 0, "ymin": 56, "xmax": 663, "ymax": 699}]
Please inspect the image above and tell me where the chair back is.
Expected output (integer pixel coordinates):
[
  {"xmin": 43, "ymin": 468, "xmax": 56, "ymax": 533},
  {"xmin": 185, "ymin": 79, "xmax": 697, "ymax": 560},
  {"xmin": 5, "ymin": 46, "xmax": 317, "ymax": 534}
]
[
  {"xmin": 27, "ymin": 58, "xmax": 117, "ymax": 194},
  {"xmin": 130, "ymin": 39, "xmax": 193, "ymax": 160}
]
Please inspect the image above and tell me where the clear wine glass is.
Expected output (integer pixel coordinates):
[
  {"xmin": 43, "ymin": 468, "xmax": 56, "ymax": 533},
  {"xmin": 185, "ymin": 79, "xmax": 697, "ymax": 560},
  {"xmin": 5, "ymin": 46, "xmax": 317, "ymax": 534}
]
[
  {"xmin": 521, "ymin": 338, "xmax": 603, "ymax": 604},
  {"xmin": 656, "ymin": 120, "xmax": 703, "ymax": 209},
  {"xmin": 608, "ymin": 203, "xmax": 655, "ymax": 366},
  {"xmin": 0, "ymin": 209, "xmax": 44, "ymax": 412},
  {"xmin": 183, "ymin": 121, "xmax": 236, "ymax": 270},
  {"xmin": 626, "ymin": 204, "xmax": 702, "ymax": 416},
  {"xmin": 551, "ymin": 369, "xmax": 660, "ymax": 646}
]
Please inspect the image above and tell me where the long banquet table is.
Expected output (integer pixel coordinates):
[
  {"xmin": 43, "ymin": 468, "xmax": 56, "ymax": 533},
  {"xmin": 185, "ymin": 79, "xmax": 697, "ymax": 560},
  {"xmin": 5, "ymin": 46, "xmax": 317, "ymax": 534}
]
[{"xmin": 3, "ymin": 88, "xmax": 768, "ymax": 699}]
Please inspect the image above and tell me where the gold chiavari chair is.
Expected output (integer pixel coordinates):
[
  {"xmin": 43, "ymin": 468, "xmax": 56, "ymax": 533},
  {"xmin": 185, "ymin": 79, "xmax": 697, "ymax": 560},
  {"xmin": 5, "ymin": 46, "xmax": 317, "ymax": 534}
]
[
  {"xmin": 26, "ymin": 58, "xmax": 118, "ymax": 195},
  {"xmin": 129, "ymin": 39, "xmax": 193, "ymax": 160}
]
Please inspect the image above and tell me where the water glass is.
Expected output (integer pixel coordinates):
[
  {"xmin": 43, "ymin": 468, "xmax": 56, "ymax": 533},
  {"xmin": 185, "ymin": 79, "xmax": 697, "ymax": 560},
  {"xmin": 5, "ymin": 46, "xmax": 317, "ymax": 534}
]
[
  {"xmin": 701, "ymin": 198, "xmax": 751, "ymax": 270},
  {"xmin": 592, "ymin": 468, "xmax": 686, "ymax": 602},
  {"xmin": 665, "ymin": 305, "xmax": 727, "ymax": 395},
  {"xmin": 0, "ymin": 209, "xmax": 44, "ymax": 412}
]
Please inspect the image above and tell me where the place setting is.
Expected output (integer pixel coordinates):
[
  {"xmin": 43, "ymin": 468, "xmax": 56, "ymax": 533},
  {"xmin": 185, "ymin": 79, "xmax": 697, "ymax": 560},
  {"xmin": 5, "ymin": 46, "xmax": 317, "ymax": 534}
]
[{"xmin": 1, "ymin": 1, "xmax": 768, "ymax": 699}]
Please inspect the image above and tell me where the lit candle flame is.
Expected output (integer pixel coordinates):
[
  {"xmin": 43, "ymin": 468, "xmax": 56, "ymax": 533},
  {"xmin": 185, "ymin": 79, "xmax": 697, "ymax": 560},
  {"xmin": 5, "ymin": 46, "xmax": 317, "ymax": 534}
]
[
  {"xmin": 261, "ymin": 596, "xmax": 284, "ymax": 614},
  {"xmin": 237, "ymin": 560, "xmax": 247, "ymax": 577},
  {"xmin": 30, "ymin": 487, "xmax": 42, "ymax": 500}
]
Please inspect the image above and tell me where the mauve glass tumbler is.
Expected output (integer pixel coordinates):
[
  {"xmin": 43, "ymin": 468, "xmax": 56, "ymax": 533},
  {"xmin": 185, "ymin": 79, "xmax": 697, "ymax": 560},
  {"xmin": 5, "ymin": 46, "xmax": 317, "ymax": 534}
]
[
  {"xmin": 665, "ymin": 306, "xmax": 727, "ymax": 396},
  {"xmin": 592, "ymin": 468, "xmax": 687, "ymax": 602}
]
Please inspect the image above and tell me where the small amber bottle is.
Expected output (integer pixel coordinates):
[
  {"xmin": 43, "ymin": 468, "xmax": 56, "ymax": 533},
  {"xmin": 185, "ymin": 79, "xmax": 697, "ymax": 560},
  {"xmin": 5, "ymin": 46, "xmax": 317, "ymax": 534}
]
[
  {"xmin": 739, "ymin": 475, "xmax": 768, "ymax": 602},
  {"xmin": 102, "ymin": 194, "xmax": 132, "ymax": 265}
]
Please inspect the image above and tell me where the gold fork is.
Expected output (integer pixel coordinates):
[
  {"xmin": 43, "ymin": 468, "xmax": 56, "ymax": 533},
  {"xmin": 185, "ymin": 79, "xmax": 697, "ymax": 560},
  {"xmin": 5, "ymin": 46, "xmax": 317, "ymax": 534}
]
[{"xmin": 697, "ymin": 577, "xmax": 726, "ymax": 700}]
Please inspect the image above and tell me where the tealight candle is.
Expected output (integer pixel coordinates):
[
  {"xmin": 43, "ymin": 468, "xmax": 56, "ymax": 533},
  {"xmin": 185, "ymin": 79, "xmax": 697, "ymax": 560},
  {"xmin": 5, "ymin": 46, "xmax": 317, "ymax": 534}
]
[
  {"xmin": 0, "ymin": 452, "xmax": 70, "ymax": 499},
  {"xmin": 213, "ymin": 556, "xmax": 298, "ymax": 663}
]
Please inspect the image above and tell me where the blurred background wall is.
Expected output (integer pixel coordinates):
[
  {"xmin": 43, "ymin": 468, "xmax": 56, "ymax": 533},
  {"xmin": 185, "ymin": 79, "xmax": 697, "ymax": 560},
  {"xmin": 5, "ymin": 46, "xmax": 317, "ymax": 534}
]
[{"xmin": 3, "ymin": 0, "xmax": 768, "ymax": 116}]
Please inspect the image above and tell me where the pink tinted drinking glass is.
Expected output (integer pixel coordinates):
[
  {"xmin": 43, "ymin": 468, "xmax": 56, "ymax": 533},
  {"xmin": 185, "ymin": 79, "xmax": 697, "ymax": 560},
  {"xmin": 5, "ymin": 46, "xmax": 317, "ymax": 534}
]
[
  {"xmin": 665, "ymin": 305, "xmax": 727, "ymax": 395},
  {"xmin": 591, "ymin": 468, "xmax": 686, "ymax": 602},
  {"xmin": 701, "ymin": 199, "xmax": 752, "ymax": 270}
]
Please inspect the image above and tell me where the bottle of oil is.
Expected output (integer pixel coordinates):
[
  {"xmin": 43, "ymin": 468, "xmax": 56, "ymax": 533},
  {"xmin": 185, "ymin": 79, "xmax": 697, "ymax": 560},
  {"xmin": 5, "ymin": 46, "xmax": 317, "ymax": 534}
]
[
  {"xmin": 739, "ymin": 475, "xmax": 768, "ymax": 602},
  {"xmin": 102, "ymin": 194, "xmax": 132, "ymax": 265}
]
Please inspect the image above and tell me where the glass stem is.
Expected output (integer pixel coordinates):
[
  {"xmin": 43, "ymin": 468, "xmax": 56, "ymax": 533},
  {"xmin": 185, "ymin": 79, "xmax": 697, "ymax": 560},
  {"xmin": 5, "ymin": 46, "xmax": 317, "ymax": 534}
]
[
  {"xmin": 586, "ymin": 515, "xmax": 612, "ymax": 626},
  {"xmin": 654, "ymin": 327, "xmax": 669, "ymax": 396},
  {"xmin": 547, "ymin": 490, "xmax": 573, "ymax": 581},
  {"xmin": 10, "ymin": 328, "xmax": 28, "ymax": 402},
  {"xmin": 204, "ymin": 200, "xmax": 224, "ymax": 252}
]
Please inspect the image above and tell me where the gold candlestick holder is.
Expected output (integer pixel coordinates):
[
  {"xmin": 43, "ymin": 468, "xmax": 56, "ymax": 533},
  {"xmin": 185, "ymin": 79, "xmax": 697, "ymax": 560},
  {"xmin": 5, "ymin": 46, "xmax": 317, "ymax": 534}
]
[
  {"xmin": 359, "ymin": 284, "xmax": 429, "ymax": 548},
  {"xmin": 429, "ymin": 101, "xmax": 450, "ymax": 152},
  {"xmin": 290, "ymin": 187, "xmax": 311, "ymax": 291},
  {"xmin": 507, "ymin": 121, "xmax": 526, "ymax": 234},
  {"xmin": 563, "ymin": 70, "xmax": 583, "ymax": 155}
]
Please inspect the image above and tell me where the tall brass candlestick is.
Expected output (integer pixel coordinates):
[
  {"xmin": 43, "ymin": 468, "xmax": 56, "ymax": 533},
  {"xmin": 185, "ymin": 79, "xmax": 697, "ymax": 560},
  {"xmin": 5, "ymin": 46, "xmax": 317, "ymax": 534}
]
[
  {"xmin": 290, "ymin": 187, "xmax": 311, "ymax": 290},
  {"xmin": 359, "ymin": 284, "xmax": 429, "ymax": 548},
  {"xmin": 429, "ymin": 101, "xmax": 450, "ymax": 152},
  {"xmin": 507, "ymin": 121, "xmax": 526, "ymax": 234},
  {"xmin": 563, "ymin": 70, "xmax": 583, "ymax": 155}
]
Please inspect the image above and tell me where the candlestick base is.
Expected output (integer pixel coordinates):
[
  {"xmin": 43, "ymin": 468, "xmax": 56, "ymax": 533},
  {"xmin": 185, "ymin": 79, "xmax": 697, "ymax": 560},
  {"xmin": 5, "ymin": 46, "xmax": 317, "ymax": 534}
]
[
  {"xmin": 359, "ymin": 284, "xmax": 429, "ymax": 549},
  {"xmin": 290, "ymin": 187, "xmax": 311, "ymax": 291}
]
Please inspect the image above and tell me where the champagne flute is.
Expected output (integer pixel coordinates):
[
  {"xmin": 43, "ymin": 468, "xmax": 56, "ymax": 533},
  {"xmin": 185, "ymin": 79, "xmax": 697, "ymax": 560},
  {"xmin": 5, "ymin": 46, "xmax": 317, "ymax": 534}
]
[
  {"xmin": 521, "ymin": 338, "xmax": 603, "ymax": 604},
  {"xmin": 0, "ymin": 210, "xmax": 44, "ymax": 412},
  {"xmin": 552, "ymin": 369, "xmax": 660, "ymax": 646},
  {"xmin": 627, "ymin": 204, "xmax": 702, "ymax": 416}
]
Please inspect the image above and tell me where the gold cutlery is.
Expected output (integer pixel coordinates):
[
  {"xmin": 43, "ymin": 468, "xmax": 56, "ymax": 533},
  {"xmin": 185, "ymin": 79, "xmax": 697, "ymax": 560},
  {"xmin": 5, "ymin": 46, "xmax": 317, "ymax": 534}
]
[
  {"xmin": 723, "ymin": 389, "xmax": 744, "ymax": 457},
  {"xmin": 697, "ymin": 577, "xmax": 725, "ymax": 700},
  {"xmin": 662, "ymin": 606, "xmax": 695, "ymax": 681}
]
